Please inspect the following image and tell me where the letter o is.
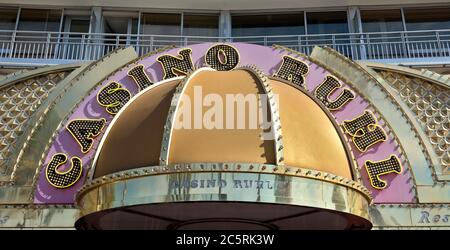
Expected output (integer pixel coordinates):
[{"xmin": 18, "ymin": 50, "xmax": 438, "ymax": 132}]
[{"xmin": 205, "ymin": 44, "xmax": 240, "ymax": 71}]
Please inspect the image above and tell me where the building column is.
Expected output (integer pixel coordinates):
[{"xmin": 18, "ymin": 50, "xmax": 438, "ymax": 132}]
[
  {"xmin": 348, "ymin": 7, "xmax": 361, "ymax": 33},
  {"xmin": 348, "ymin": 6, "xmax": 366, "ymax": 60},
  {"xmin": 90, "ymin": 7, "xmax": 102, "ymax": 33},
  {"xmin": 87, "ymin": 7, "xmax": 103, "ymax": 60},
  {"xmin": 219, "ymin": 10, "xmax": 231, "ymax": 41}
]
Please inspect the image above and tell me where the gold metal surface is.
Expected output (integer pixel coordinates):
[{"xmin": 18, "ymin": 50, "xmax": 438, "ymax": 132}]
[
  {"xmin": 0, "ymin": 205, "xmax": 78, "ymax": 228},
  {"xmin": 377, "ymin": 69, "xmax": 449, "ymax": 179},
  {"xmin": 359, "ymin": 63, "xmax": 444, "ymax": 184},
  {"xmin": 76, "ymin": 169, "xmax": 372, "ymax": 222},
  {"xmin": 363, "ymin": 62, "xmax": 450, "ymax": 89},
  {"xmin": 416, "ymin": 186, "xmax": 450, "ymax": 203},
  {"xmin": 370, "ymin": 204, "xmax": 450, "ymax": 228},
  {"xmin": 237, "ymin": 66, "xmax": 285, "ymax": 166},
  {"xmin": 357, "ymin": 61, "xmax": 449, "ymax": 202},
  {"xmin": 270, "ymin": 79, "xmax": 352, "ymax": 179},
  {"xmin": 307, "ymin": 46, "xmax": 422, "ymax": 199},
  {"xmin": 1, "ymin": 203, "xmax": 448, "ymax": 229},
  {"xmin": 0, "ymin": 63, "xmax": 83, "ymax": 89},
  {"xmin": 0, "ymin": 47, "xmax": 138, "ymax": 204},
  {"xmin": 159, "ymin": 69, "xmax": 214, "ymax": 166},
  {"xmin": 168, "ymin": 69, "xmax": 275, "ymax": 164},
  {"xmin": 0, "ymin": 63, "xmax": 89, "ymax": 206},
  {"xmin": 0, "ymin": 44, "xmax": 447, "ymax": 230},
  {"xmin": 92, "ymin": 68, "xmax": 354, "ymax": 181},
  {"xmin": 0, "ymin": 70, "xmax": 70, "ymax": 176},
  {"xmin": 79, "ymin": 163, "xmax": 372, "ymax": 199},
  {"xmin": 93, "ymin": 79, "xmax": 180, "ymax": 178}
]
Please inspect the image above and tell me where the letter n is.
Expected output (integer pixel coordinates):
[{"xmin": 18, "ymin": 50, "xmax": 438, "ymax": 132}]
[{"xmin": 157, "ymin": 48, "xmax": 194, "ymax": 79}]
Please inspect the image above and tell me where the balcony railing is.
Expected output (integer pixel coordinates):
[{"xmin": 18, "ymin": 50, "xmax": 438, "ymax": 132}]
[{"xmin": 0, "ymin": 29, "xmax": 450, "ymax": 64}]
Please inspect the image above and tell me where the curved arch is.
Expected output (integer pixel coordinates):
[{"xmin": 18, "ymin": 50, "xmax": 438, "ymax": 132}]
[
  {"xmin": 0, "ymin": 47, "xmax": 138, "ymax": 204},
  {"xmin": 310, "ymin": 46, "xmax": 450, "ymax": 203}
]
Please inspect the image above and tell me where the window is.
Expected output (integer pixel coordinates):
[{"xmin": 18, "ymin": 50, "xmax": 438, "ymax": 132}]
[
  {"xmin": 69, "ymin": 19, "xmax": 90, "ymax": 33},
  {"xmin": 361, "ymin": 9, "xmax": 404, "ymax": 32},
  {"xmin": 103, "ymin": 13, "xmax": 139, "ymax": 48},
  {"xmin": 0, "ymin": 8, "xmax": 18, "ymax": 43},
  {"xmin": 404, "ymin": 7, "xmax": 450, "ymax": 31},
  {"xmin": 306, "ymin": 11, "xmax": 348, "ymax": 34},
  {"xmin": 140, "ymin": 13, "xmax": 182, "ymax": 50},
  {"xmin": 231, "ymin": 13, "xmax": 305, "ymax": 37},
  {"xmin": 18, "ymin": 9, "xmax": 61, "ymax": 32},
  {"xmin": 306, "ymin": 11, "xmax": 350, "ymax": 57},
  {"xmin": 361, "ymin": 10, "xmax": 405, "ymax": 59},
  {"xmin": 141, "ymin": 13, "xmax": 181, "ymax": 36},
  {"xmin": 403, "ymin": 7, "xmax": 450, "ymax": 57},
  {"xmin": 231, "ymin": 13, "xmax": 304, "ymax": 48},
  {"xmin": 61, "ymin": 9, "xmax": 91, "ymax": 33},
  {"xmin": 183, "ymin": 14, "xmax": 218, "ymax": 37},
  {"xmin": 102, "ymin": 11, "xmax": 139, "ymax": 35},
  {"xmin": 0, "ymin": 8, "xmax": 18, "ymax": 30}
]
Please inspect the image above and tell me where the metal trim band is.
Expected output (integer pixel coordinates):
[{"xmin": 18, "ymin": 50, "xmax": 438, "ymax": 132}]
[
  {"xmin": 158, "ymin": 68, "xmax": 215, "ymax": 166},
  {"xmin": 78, "ymin": 163, "xmax": 372, "ymax": 199},
  {"xmin": 76, "ymin": 167, "xmax": 372, "ymax": 223},
  {"xmin": 238, "ymin": 65, "xmax": 285, "ymax": 166}
]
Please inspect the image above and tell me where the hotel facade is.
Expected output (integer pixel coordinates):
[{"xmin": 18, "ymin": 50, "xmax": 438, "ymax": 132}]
[{"xmin": 0, "ymin": 0, "xmax": 449, "ymax": 230}]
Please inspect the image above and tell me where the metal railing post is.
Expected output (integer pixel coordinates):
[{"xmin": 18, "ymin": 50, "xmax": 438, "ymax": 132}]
[
  {"xmin": 332, "ymin": 34, "xmax": 336, "ymax": 50},
  {"xmin": 436, "ymin": 31, "xmax": 443, "ymax": 57},
  {"xmin": 366, "ymin": 33, "xmax": 372, "ymax": 59},
  {"xmin": 135, "ymin": 34, "xmax": 140, "ymax": 55},
  {"xmin": 150, "ymin": 36, "xmax": 154, "ymax": 52},
  {"xmin": 8, "ymin": 30, "xmax": 16, "ymax": 58},
  {"xmin": 401, "ymin": 32, "xmax": 409, "ymax": 58},
  {"xmin": 2, "ymin": 28, "xmax": 450, "ymax": 63},
  {"xmin": 44, "ymin": 32, "xmax": 51, "ymax": 59},
  {"xmin": 359, "ymin": 33, "xmax": 367, "ymax": 60},
  {"xmin": 80, "ymin": 34, "xmax": 86, "ymax": 60}
]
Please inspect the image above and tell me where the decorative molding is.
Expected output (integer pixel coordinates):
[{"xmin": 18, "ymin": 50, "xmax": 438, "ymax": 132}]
[{"xmin": 309, "ymin": 46, "xmax": 422, "ymax": 200}]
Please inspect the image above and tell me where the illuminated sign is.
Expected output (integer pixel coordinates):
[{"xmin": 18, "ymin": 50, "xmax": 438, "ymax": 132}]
[{"xmin": 34, "ymin": 43, "xmax": 413, "ymax": 204}]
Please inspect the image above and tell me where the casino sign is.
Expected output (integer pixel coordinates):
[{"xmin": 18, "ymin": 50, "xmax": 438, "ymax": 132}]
[{"xmin": 0, "ymin": 43, "xmax": 449, "ymax": 229}]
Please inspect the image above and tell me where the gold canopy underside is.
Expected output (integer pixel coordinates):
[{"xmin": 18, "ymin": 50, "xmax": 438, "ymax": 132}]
[{"xmin": 94, "ymin": 69, "xmax": 352, "ymax": 180}]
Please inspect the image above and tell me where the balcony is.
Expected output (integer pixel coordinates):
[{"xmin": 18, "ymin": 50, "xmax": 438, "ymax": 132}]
[{"xmin": 0, "ymin": 29, "xmax": 450, "ymax": 66}]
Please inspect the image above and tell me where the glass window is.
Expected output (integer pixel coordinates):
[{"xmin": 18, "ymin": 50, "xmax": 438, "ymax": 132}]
[
  {"xmin": 104, "ymin": 17, "xmax": 129, "ymax": 34},
  {"xmin": 361, "ymin": 9, "xmax": 404, "ymax": 32},
  {"xmin": 0, "ymin": 8, "xmax": 18, "ymax": 30},
  {"xmin": 231, "ymin": 13, "xmax": 305, "ymax": 37},
  {"xmin": 306, "ymin": 11, "xmax": 348, "ymax": 34},
  {"xmin": 131, "ymin": 18, "xmax": 138, "ymax": 34},
  {"xmin": 404, "ymin": 7, "xmax": 450, "ymax": 31},
  {"xmin": 69, "ymin": 19, "xmax": 90, "ymax": 33},
  {"xmin": 141, "ymin": 13, "xmax": 181, "ymax": 35},
  {"xmin": 305, "ymin": 12, "xmax": 350, "ymax": 57},
  {"xmin": 18, "ymin": 9, "xmax": 61, "ymax": 32},
  {"xmin": 183, "ymin": 14, "xmax": 218, "ymax": 37},
  {"xmin": 361, "ymin": 10, "xmax": 405, "ymax": 60}
]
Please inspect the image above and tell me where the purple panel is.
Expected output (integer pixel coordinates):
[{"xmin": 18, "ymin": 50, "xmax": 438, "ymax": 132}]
[{"xmin": 34, "ymin": 43, "xmax": 414, "ymax": 204}]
